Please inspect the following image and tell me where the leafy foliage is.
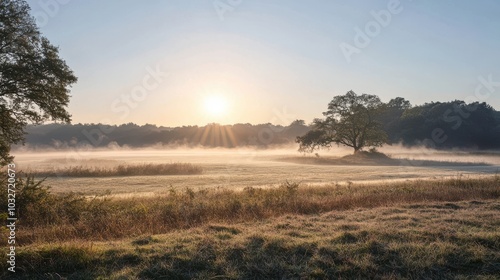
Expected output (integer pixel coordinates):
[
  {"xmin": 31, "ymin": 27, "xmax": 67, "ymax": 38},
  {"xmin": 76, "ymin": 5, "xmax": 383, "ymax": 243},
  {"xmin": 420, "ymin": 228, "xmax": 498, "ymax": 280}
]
[
  {"xmin": 393, "ymin": 101, "xmax": 500, "ymax": 148},
  {"xmin": 297, "ymin": 91, "xmax": 500, "ymax": 152},
  {"xmin": 18, "ymin": 98, "xmax": 500, "ymax": 151},
  {"xmin": 0, "ymin": 0, "xmax": 77, "ymax": 165},
  {"xmin": 297, "ymin": 90, "xmax": 388, "ymax": 153},
  {"xmin": 0, "ymin": 173, "xmax": 86, "ymax": 226},
  {"xmin": 22, "ymin": 121, "xmax": 311, "ymax": 148}
]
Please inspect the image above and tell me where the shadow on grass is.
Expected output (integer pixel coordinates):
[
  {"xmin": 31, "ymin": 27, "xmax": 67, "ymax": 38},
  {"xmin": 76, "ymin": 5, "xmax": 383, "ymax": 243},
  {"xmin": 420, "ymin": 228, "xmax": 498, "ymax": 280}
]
[
  {"xmin": 136, "ymin": 235, "xmax": 500, "ymax": 280},
  {"xmin": 6, "ymin": 227, "xmax": 500, "ymax": 279},
  {"xmin": 10, "ymin": 246, "xmax": 97, "ymax": 279}
]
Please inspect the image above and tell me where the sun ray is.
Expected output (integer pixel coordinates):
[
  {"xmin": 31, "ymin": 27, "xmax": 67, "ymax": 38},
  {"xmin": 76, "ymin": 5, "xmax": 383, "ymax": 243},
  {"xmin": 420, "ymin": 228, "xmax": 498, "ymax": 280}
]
[{"xmin": 224, "ymin": 126, "xmax": 238, "ymax": 147}]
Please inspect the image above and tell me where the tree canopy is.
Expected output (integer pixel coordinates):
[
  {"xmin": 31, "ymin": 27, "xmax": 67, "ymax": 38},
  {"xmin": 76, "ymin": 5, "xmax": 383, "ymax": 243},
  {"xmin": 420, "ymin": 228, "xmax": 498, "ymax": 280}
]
[
  {"xmin": 297, "ymin": 91, "xmax": 388, "ymax": 153},
  {"xmin": 12, "ymin": 104, "xmax": 500, "ymax": 151},
  {"xmin": 0, "ymin": 0, "xmax": 77, "ymax": 165},
  {"xmin": 395, "ymin": 101, "xmax": 500, "ymax": 149},
  {"xmin": 296, "ymin": 91, "xmax": 500, "ymax": 153}
]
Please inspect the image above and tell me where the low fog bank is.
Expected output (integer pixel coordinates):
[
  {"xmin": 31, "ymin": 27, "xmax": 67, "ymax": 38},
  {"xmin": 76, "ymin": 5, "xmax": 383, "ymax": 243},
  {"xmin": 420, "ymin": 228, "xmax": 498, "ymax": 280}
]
[
  {"xmin": 11, "ymin": 145, "xmax": 301, "ymax": 171},
  {"xmin": 20, "ymin": 122, "xmax": 310, "ymax": 150},
  {"xmin": 19, "ymin": 110, "xmax": 500, "ymax": 153},
  {"xmin": 10, "ymin": 144, "xmax": 500, "ymax": 196},
  {"xmin": 11, "ymin": 143, "xmax": 500, "ymax": 170},
  {"xmin": 379, "ymin": 144, "xmax": 500, "ymax": 165}
]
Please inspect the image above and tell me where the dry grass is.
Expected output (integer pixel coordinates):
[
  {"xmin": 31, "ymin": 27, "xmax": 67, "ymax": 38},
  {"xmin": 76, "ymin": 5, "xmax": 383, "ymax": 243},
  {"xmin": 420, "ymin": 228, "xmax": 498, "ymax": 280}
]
[
  {"xmin": 4, "ymin": 200, "xmax": 500, "ymax": 279},
  {"xmin": 8, "ymin": 175, "xmax": 500, "ymax": 244},
  {"xmin": 26, "ymin": 163, "xmax": 203, "ymax": 177},
  {"xmin": 3, "ymin": 152, "xmax": 499, "ymax": 279}
]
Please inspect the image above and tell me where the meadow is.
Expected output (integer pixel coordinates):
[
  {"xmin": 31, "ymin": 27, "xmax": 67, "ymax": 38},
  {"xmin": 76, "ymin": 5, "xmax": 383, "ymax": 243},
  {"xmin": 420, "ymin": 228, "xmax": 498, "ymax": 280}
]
[
  {"xmin": 11, "ymin": 147, "xmax": 500, "ymax": 195},
  {"xmin": 2, "ymin": 147, "xmax": 500, "ymax": 279}
]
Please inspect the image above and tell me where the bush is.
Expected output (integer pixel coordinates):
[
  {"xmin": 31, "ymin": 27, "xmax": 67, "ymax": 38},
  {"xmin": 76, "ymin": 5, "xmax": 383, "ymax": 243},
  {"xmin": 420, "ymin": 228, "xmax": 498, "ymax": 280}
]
[{"xmin": 0, "ymin": 173, "xmax": 106, "ymax": 228}]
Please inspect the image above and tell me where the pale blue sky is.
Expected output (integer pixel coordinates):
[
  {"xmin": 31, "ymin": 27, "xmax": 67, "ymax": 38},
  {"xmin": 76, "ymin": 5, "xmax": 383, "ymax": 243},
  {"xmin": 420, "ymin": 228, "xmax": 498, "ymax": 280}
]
[{"xmin": 26, "ymin": 0, "xmax": 500, "ymax": 126}]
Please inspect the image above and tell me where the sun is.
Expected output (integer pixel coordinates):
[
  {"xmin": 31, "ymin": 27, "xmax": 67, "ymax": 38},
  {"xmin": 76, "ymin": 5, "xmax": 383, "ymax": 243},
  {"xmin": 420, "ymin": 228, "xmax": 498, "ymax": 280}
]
[{"xmin": 204, "ymin": 95, "xmax": 228, "ymax": 116}]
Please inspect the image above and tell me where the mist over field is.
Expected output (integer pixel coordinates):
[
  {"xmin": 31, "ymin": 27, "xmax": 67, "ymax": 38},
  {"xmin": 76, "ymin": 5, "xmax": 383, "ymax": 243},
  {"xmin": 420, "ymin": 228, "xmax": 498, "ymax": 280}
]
[{"xmin": 11, "ymin": 145, "xmax": 500, "ymax": 196}]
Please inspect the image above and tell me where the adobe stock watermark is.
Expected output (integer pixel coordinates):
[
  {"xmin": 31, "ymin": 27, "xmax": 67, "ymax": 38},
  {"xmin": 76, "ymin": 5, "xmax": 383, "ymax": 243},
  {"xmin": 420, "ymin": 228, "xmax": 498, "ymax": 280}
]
[
  {"xmin": 258, "ymin": 106, "xmax": 297, "ymax": 145},
  {"xmin": 81, "ymin": 64, "xmax": 169, "ymax": 147},
  {"xmin": 6, "ymin": 164, "xmax": 17, "ymax": 273},
  {"xmin": 431, "ymin": 74, "xmax": 500, "ymax": 145},
  {"xmin": 213, "ymin": 0, "xmax": 242, "ymax": 21},
  {"xmin": 339, "ymin": 0, "xmax": 410, "ymax": 63},
  {"xmin": 110, "ymin": 65, "xmax": 169, "ymax": 121},
  {"xmin": 31, "ymin": 0, "xmax": 72, "ymax": 27},
  {"xmin": 398, "ymin": 74, "xmax": 499, "ymax": 168},
  {"xmin": 50, "ymin": 64, "xmax": 168, "ymax": 178}
]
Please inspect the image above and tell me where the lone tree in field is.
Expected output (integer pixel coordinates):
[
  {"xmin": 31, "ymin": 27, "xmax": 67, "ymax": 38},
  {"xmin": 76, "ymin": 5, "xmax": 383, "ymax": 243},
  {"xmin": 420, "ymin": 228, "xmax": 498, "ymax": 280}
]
[
  {"xmin": 0, "ymin": 0, "xmax": 77, "ymax": 165},
  {"xmin": 297, "ymin": 90, "xmax": 387, "ymax": 154}
]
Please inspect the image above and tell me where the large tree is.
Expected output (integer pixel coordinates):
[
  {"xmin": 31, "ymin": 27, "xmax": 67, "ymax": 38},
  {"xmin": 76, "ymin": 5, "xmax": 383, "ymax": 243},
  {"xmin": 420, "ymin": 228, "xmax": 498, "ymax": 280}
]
[
  {"xmin": 297, "ymin": 90, "xmax": 387, "ymax": 153},
  {"xmin": 0, "ymin": 0, "xmax": 77, "ymax": 165}
]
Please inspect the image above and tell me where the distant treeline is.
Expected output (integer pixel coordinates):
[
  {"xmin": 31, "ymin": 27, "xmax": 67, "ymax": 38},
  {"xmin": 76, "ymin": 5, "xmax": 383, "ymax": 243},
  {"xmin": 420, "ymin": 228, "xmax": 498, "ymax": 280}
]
[
  {"xmin": 382, "ymin": 99, "xmax": 500, "ymax": 149},
  {"xmin": 21, "ymin": 99, "xmax": 500, "ymax": 150},
  {"xmin": 23, "ymin": 121, "xmax": 310, "ymax": 148}
]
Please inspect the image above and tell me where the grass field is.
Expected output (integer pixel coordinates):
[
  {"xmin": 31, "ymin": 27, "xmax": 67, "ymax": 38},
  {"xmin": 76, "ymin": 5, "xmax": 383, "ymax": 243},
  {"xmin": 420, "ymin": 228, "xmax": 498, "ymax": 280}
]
[
  {"xmin": 11, "ymin": 148, "xmax": 500, "ymax": 195},
  {"xmin": 2, "ymin": 173, "xmax": 500, "ymax": 278},
  {"xmin": 4, "ymin": 198, "xmax": 500, "ymax": 279},
  {"xmin": 3, "ymin": 148, "xmax": 500, "ymax": 279}
]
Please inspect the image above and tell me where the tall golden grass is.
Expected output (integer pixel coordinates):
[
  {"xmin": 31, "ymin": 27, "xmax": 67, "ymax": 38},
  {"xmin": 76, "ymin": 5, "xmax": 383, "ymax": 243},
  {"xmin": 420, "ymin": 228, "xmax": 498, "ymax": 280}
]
[
  {"xmin": 7, "ymin": 175, "xmax": 500, "ymax": 244},
  {"xmin": 27, "ymin": 163, "xmax": 203, "ymax": 177}
]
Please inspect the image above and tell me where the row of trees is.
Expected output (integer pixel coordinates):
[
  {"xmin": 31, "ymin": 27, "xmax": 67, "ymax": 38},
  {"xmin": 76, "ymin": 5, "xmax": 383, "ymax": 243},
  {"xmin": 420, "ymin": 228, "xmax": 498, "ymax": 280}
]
[
  {"xmin": 297, "ymin": 91, "xmax": 500, "ymax": 153},
  {"xmin": 20, "ymin": 96, "xmax": 500, "ymax": 152},
  {"xmin": 22, "ymin": 121, "xmax": 310, "ymax": 148}
]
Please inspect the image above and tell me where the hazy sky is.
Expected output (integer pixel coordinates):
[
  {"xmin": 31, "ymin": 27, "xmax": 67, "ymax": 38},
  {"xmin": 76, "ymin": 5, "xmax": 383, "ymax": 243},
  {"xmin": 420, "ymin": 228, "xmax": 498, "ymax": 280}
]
[{"xmin": 26, "ymin": 0, "xmax": 500, "ymax": 127}]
